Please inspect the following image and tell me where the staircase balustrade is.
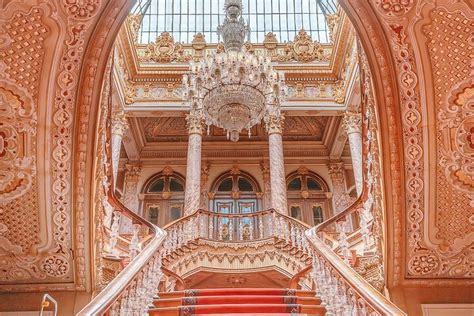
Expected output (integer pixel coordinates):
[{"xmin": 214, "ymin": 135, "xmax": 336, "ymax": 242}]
[
  {"xmin": 306, "ymin": 229, "xmax": 405, "ymax": 316},
  {"xmin": 160, "ymin": 209, "xmax": 311, "ymax": 251},
  {"xmin": 300, "ymin": 50, "xmax": 406, "ymax": 315}
]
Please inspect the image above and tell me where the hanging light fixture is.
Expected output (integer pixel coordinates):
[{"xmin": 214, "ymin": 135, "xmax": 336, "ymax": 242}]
[{"xmin": 182, "ymin": 0, "xmax": 287, "ymax": 142}]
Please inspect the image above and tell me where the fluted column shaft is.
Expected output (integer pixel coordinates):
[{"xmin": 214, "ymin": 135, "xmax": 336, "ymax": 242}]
[
  {"xmin": 266, "ymin": 114, "xmax": 288, "ymax": 214},
  {"xmin": 184, "ymin": 113, "xmax": 203, "ymax": 215},
  {"xmin": 343, "ymin": 112, "xmax": 363, "ymax": 196}
]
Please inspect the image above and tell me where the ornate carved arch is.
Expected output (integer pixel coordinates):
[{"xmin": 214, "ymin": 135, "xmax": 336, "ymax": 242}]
[
  {"xmin": 72, "ymin": 0, "xmax": 405, "ymax": 292},
  {"xmin": 58, "ymin": 0, "xmax": 472, "ymax": 298}
]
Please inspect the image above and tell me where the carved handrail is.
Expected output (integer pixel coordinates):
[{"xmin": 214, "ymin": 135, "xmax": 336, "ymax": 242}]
[
  {"xmin": 300, "ymin": 41, "xmax": 398, "ymax": 313},
  {"xmin": 161, "ymin": 267, "xmax": 185, "ymax": 291},
  {"xmin": 80, "ymin": 54, "xmax": 168, "ymax": 315},
  {"xmin": 315, "ymin": 196, "xmax": 363, "ymax": 233},
  {"xmin": 78, "ymin": 229, "xmax": 165, "ymax": 315},
  {"xmin": 306, "ymin": 230, "xmax": 406, "ymax": 315},
  {"xmin": 289, "ymin": 265, "xmax": 312, "ymax": 289}
]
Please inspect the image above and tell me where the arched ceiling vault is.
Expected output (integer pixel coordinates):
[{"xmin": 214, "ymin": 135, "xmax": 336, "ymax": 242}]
[{"xmin": 0, "ymin": 0, "xmax": 472, "ymax": 301}]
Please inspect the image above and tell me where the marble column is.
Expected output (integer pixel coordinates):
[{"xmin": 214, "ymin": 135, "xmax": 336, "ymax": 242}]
[
  {"xmin": 121, "ymin": 163, "xmax": 142, "ymax": 232},
  {"xmin": 111, "ymin": 111, "xmax": 129, "ymax": 185},
  {"xmin": 265, "ymin": 114, "xmax": 288, "ymax": 214},
  {"xmin": 342, "ymin": 112, "xmax": 363, "ymax": 196},
  {"xmin": 184, "ymin": 112, "xmax": 203, "ymax": 215},
  {"xmin": 328, "ymin": 161, "xmax": 354, "ymax": 214}
]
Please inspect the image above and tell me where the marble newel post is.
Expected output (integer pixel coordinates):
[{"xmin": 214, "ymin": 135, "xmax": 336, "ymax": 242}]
[
  {"xmin": 328, "ymin": 161, "xmax": 354, "ymax": 214},
  {"xmin": 122, "ymin": 163, "xmax": 142, "ymax": 211},
  {"xmin": 111, "ymin": 111, "xmax": 128, "ymax": 184},
  {"xmin": 184, "ymin": 112, "xmax": 203, "ymax": 215},
  {"xmin": 266, "ymin": 114, "xmax": 288, "ymax": 214},
  {"xmin": 121, "ymin": 163, "xmax": 142, "ymax": 232},
  {"xmin": 342, "ymin": 112, "xmax": 363, "ymax": 196}
]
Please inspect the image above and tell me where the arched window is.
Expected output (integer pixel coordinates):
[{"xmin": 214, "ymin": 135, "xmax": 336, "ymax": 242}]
[
  {"xmin": 286, "ymin": 167, "xmax": 331, "ymax": 226},
  {"xmin": 209, "ymin": 168, "xmax": 262, "ymax": 214},
  {"xmin": 142, "ymin": 168, "xmax": 185, "ymax": 226}
]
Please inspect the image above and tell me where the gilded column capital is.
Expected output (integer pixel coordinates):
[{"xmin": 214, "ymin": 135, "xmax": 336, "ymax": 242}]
[
  {"xmin": 185, "ymin": 111, "xmax": 204, "ymax": 135},
  {"xmin": 342, "ymin": 111, "xmax": 362, "ymax": 135},
  {"xmin": 111, "ymin": 111, "xmax": 129, "ymax": 136},
  {"xmin": 265, "ymin": 113, "xmax": 285, "ymax": 134},
  {"xmin": 328, "ymin": 161, "xmax": 345, "ymax": 179},
  {"xmin": 125, "ymin": 163, "xmax": 142, "ymax": 182}
]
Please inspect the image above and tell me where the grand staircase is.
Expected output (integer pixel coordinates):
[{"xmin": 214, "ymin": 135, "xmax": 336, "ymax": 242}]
[{"xmin": 150, "ymin": 288, "xmax": 326, "ymax": 315}]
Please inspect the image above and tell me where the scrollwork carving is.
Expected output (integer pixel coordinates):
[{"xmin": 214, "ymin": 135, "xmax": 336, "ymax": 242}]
[
  {"xmin": 141, "ymin": 32, "xmax": 191, "ymax": 63},
  {"xmin": 277, "ymin": 30, "xmax": 326, "ymax": 63}
]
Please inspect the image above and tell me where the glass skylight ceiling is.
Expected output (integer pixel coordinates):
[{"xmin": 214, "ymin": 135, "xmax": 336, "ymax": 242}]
[{"xmin": 135, "ymin": 0, "xmax": 337, "ymax": 44}]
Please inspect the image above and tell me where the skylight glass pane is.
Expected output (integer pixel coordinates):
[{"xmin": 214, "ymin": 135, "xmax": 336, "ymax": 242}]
[{"xmin": 137, "ymin": 0, "xmax": 335, "ymax": 44}]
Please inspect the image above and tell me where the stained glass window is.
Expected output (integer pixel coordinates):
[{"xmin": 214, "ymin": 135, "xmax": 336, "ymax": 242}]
[{"xmin": 135, "ymin": 0, "xmax": 337, "ymax": 44}]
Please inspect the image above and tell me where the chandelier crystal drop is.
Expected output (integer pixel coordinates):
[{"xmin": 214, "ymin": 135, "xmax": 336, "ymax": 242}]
[{"xmin": 183, "ymin": 0, "xmax": 287, "ymax": 142}]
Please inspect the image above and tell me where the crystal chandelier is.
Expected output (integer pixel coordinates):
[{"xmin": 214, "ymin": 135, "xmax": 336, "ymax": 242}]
[{"xmin": 182, "ymin": 0, "xmax": 287, "ymax": 142}]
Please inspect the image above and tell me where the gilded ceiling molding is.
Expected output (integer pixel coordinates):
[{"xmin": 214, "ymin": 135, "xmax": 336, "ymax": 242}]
[{"xmin": 125, "ymin": 13, "xmax": 142, "ymax": 43}]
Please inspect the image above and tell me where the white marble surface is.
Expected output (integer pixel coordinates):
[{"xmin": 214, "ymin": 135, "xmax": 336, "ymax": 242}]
[
  {"xmin": 184, "ymin": 133, "xmax": 202, "ymax": 214},
  {"xmin": 347, "ymin": 131, "xmax": 363, "ymax": 196},
  {"xmin": 111, "ymin": 133, "xmax": 122, "ymax": 184},
  {"xmin": 268, "ymin": 132, "xmax": 288, "ymax": 214}
]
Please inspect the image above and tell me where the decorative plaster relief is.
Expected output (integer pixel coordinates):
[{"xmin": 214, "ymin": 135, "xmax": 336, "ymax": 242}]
[
  {"xmin": 384, "ymin": 1, "xmax": 473, "ymax": 278},
  {"xmin": 0, "ymin": 5, "xmax": 45, "ymax": 282},
  {"xmin": 423, "ymin": 8, "xmax": 473, "ymax": 246}
]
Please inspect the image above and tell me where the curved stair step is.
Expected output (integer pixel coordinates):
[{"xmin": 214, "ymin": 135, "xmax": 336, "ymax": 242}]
[
  {"xmin": 154, "ymin": 296, "xmax": 321, "ymax": 307},
  {"xmin": 150, "ymin": 303, "xmax": 302, "ymax": 315},
  {"xmin": 152, "ymin": 288, "xmax": 325, "ymax": 315}
]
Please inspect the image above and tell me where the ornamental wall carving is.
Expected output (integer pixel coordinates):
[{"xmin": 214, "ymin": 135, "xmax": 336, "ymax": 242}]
[
  {"xmin": 0, "ymin": 0, "xmax": 122, "ymax": 291},
  {"xmin": 277, "ymin": 30, "xmax": 326, "ymax": 63},
  {"xmin": 164, "ymin": 239, "xmax": 310, "ymax": 280},
  {"xmin": 141, "ymin": 32, "xmax": 191, "ymax": 63},
  {"xmin": 368, "ymin": 0, "xmax": 473, "ymax": 280}
]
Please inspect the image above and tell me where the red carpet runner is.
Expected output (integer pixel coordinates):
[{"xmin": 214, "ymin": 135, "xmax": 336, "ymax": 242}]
[{"xmin": 150, "ymin": 288, "xmax": 326, "ymax": 315}]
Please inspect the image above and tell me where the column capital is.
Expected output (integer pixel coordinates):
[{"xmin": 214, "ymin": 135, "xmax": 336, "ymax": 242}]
[
  {"xmin": 125, "ymin": 163, "xmax": 142, "ymax": 181},
  {"xmin": 112, "ymin": 111, "xmax": 129, "ymax": 136},
  {"xmin": 328, "ymin": 161, "xmax": 345, "ymax": 178},
  {"xmin": 342, "ymin": 111, "xmax": 362, "ymax": 135},
  {"xmin": 185, "ymin": 111, "xmax": 204, "ymax": 135},
  {"xmin": 265, "ymin": 113, "xmax": 285, "ymax": 134}
]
